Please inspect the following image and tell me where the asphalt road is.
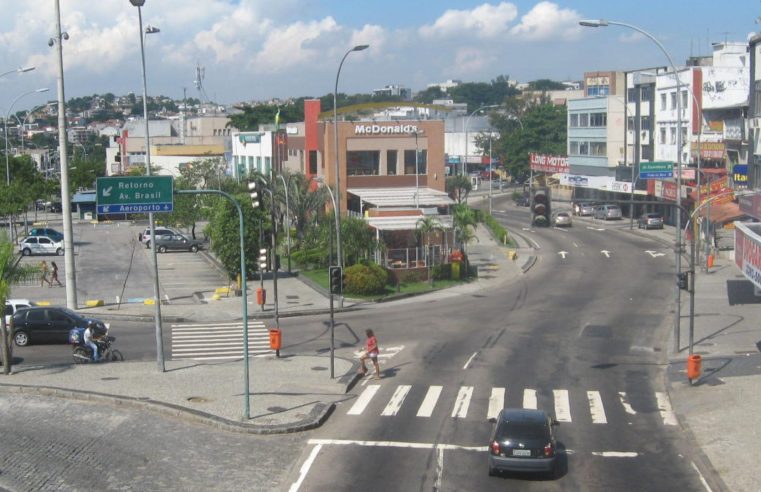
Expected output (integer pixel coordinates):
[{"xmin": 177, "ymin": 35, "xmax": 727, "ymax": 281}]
[{"xmin": 283, "ymin": 196, "xmax": 710, "ymax": 491}]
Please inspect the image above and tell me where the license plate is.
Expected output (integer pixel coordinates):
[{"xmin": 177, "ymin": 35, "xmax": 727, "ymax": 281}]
[{"xmin": 512, "ymin": 449, "xmax": 531, "ymax": 457}]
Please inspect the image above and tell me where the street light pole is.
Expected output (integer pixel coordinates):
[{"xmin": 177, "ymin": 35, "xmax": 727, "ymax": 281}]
[
  {"xmin": 131, "ymin": 0, "xmax": 165, "ymax": 371},
  {"xmin": 333, "ymin": 44, "xmax": 368, "ymax": 305},
  {"xmin": 312, "ymin": 176, "xmax": 337, "ymax": 378},
  {"xmin": 580, "ymin": 19, "xmax": 685, "ymax": 354},
  {"xmin": 277, "ymin": 174, "xmax": 291, "ymax": 273}
]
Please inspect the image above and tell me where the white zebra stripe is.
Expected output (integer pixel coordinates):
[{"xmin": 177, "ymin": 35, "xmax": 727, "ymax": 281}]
[
  {"xmin": 416, "ymin": 386, "xmax": 443, "ymax": 418},
  {"xmin": 347, "ymin": 385, "xmax": 381, "ymax": 415},
  {"xmin": 451, "ymin": 386, "xmax": 473, "ymax": 418},
  {"xmin": 587, "ymin": 391, "xmax": 607, "ymax": 424},
  {"xmin": 553, "ymin": 389, "xmax": 572, "ymax": 422},
  {"xmin": 523, "ymin": 388, "xmax": 537, "ymax": 409},
  {"xmin": 381, "ymin": 385, "xmax": 411, "ymax": 416},
  {"xmin": 487, "ymin": 387, "xmax": 505, "ymax": 421}
]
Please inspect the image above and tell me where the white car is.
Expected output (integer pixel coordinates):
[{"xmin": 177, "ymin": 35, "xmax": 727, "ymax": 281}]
[
  {"xmin": 18, "ymin": 235, "xmax": 64, "ymax": 256},
  {"xmin": 4, "ymin": 299, "xmax": 34, "ymax": 326}
]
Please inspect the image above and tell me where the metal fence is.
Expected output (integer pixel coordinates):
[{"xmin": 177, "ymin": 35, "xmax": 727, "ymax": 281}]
[{"xmin": 380, "ymin": 246, "xmax": 449, "ymax": 270}]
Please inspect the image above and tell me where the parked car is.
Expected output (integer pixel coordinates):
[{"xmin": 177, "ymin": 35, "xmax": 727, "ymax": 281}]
[
  {"xmin": 12, "ymin": 307, "xmax": 107, "ymax": 347},
  {"xmin": 594, "ymin": 204, "xmax": 623, "ymax": 220},
  {"xmin": 552, "ymin": 211, "xmax": 573, "ymax": 227},
  {"xmin": 48, "ymin": 202, "xmax": 63, "ymax": 213},
  {"xmin": 153, "ymin": 233, "xmax": 205, "ymax": 253},
  {"xmin": 5, "ymin": 299, "xmax": 34, "ymax": 326},
  {"xmin": 638, "ymin": 212, "xmax": 664, "ymax": 230},
  {"xmin": 29, "ymin": 227, "xmax": 64, "ymax": 242},
  {"xmin": 18, "ymin": 235, "xmax": 64, "ymax": 256},
  {"xmin": 514, "ymin": 195, "xmax": 530, "ymax": 207},
  {"xmin": 142, "ymin": 227, "xmax": 179, "ymax": 248},
  {"xmin": 574, "ymin": 202, "xmax": 597, "ymax": 216},
  {"xmin": 488, "ymin": 408, "xmax": 559, "ymax": 477}
]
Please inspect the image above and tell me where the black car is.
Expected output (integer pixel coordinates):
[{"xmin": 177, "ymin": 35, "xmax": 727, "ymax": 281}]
[
  {"xmin": 488, "ymin": 408, "xmax": 559, "ymax": 477},
  {"xmin": 153, "ymin": 233, "xmax": 205, "ymax": 253},
  {"xmin": 12, "ymin": 307, "xmax": 105, "ymax": 347}
]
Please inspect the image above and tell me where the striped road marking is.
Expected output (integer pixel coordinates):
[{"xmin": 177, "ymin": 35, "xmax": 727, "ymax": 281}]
[
  {"xmin": 451, "ymin": 386, "xmax": 473, "ymax": 418},
  {"xmin": 381, "ymin": 385, "xmax": 411, "ymax": 416},
  {"xmin": 416, "ymin": 386, "xmax": 443, "ymax": 418},
  {"xmin": 587, "ymin": 391, "xmax": 608, "ymax": 424},
  {"xmin": 348, "ymin": 385, "xmax": 381, "ymax": 416},
  {"xmin": 487, "ymin": 387, "xmax": 505, "ymax": 421},
  {"xmin": 553, "ymin": 389, "xmax": 572, "ymax": 422},
  {"xmin": 171, "ymin": 321, "xmax": 270, "ymax": 360},
  {"xmin": 523, "ymin": 388, "xmax": 537, "ymax": 409}
]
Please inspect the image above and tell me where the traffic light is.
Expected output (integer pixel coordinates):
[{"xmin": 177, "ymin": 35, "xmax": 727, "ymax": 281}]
[
  {"xmin": 258, "ymin": 248, "xmax": 268, "ymax": 272},
  {"xmin": 677, "ymin": 271, "xmax": 691, "ymax": 291},
  {"xmin": 248, "ymin": 181, "xmax": 259, "ymax": 208},
  {"xmin": 531, "ymin": 187, "xmax": 551, "ymax": 226},
  {"xmin": 329, "ymin": 266, "xmax": 342, "ymax": 294}
]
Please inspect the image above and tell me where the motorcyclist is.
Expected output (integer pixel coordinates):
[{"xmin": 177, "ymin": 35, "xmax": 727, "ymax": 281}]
[{"xmin": 83, "ymin": 321, "xmax": 101, "ymax": 362}]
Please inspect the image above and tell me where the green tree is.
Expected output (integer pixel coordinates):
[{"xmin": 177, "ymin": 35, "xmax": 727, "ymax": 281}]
[
  {"xmin": 527, "ymin": 79, "xmax": 568, "ymax": 91},
  {"xmin": 283, "ymin": 173, "xmax": 328, "ymax": 242},
  {"xmin": 452, "ymin": 204, "xmax": 478, "ymax": 254},
  {"xmin": 416, "ymin": 216, "xmax": 443, "ymax": 285},
  {"xmin": 206, "ymin": 193, "xmax": 265, "ymax": 280},
  {"xmin": 0, "ymin": 235, "xmax": 39, "ymax": 374},
  {"xmin": 446, "ymin": 175, "xmax": 473, "ymax": 204},
  {"xmin": 413, "ymin": 86, "xmax": 445, "ymax": 104},
  {"xmin": 228, "ymin": 103, "xmax": 304, "ymax": 131},
  {"xmin": 449, "ymin": 75, "xmax": 519, "ymax": 110},
  {"xmin": 341, "ymin": 216, "xmax": 377, "ymax": 266}
]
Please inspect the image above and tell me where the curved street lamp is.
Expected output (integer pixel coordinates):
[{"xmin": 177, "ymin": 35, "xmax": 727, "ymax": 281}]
[
  {"xmin": 0, "ymin": 66, "xmax": 34, "ymax": 79},
  {"xmin": 463, "ymin": 104, "xmax": 500, "ymax": 177},
  {"xmin": 333, "ymin": 43, "xmax": 368, "ymax": 299},
  {"xmin": 580, "ymin": 18, "xmax": 685, "ymax": 354},
  {"xmin": 5, "ymin": 88, "xmax": 49, "ymax": 186}
]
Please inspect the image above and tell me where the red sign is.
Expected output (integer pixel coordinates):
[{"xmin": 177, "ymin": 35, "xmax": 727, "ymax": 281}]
[
  {"xmin": 661, "ymin": 181, "xmax": 677, "ymax": 201},
  {"xmin": 529, "ymin": 153, "xmax": 569, "ymax": 174},
  {"xmin": 735, "ymin": 223, "xmax": 761, "ymax": 289}
]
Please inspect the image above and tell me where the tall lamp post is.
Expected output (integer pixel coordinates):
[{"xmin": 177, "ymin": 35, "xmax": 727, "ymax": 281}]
[
  {"xmin": 581, "ymin": 19, "xmax": 685, "ymax": 354},
  {"xmin": 333, "ymin": 44, "xmax": 368, "ymax": 304},
  {"xmin": 130, "ymin": 0, "xmax": 165, "ymax": 371},
  {"xmin": 312, "ymin": 175, "xmax": 338, "ymax": 378},
  {"xmin": 463, "ymin": 104, "xmax": 500, "ymax": 177},
  {"xmin": 276, "ymin": 174, "xmax": 291, "ymax": 273}
]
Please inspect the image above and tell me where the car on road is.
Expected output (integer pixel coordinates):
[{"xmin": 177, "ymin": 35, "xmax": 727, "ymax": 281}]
[
  {"xmin": 638, "ymin": 212, "xmax": 664, "ymax": 230},
  {"xmin": 29, "ymin": 227, "xmax": 64, "ymax": 242},
  {"xmin": 594, "ymin": 204, "xmax": 622, "ymax": 220},
  {"xmin": 18, "ymin": 235, "xmax": 64, "ymax": 256},
  {"xmin": 5, "ymin": 299, "xmax": 34, "ymax": 326},
  {"xmin": 552, "ymin": 211, "xmax": 573, "ymax": 227},
  {"xmin": 153, "ymin": 233, "xmax": 205, "ymax": 253},
  {"xmin": 574, "ymin": 202, "xmax": 597, "ymax": 216},
  {"xmin": 11, "ymin": 306, "xmax": 107, "ymax": 347},
  {"xmin": 141, "ymin": 227, "xmax": 179, "ymax": 248},
  {"xmin": 488, "ymin": 408, "xmax": 559, "ymax": 477}
]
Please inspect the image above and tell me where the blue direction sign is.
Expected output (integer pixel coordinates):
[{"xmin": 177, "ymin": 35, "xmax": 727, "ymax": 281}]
[
  {"xmin": 96, "ymin": 176, "xmax": 174, "ymax": 214},
  {"xmin": 639, "ymin": 161, "xmax": 673, "ymax": 180}
]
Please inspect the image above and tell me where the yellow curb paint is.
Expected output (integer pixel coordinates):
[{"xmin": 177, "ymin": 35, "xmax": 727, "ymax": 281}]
[
  {"xmin": 85, "ymin": 300, "xmax": 104, "ymax": 307},
  {"xmin": 214, "ymin": 287, "xmax": 230, "ymax": 295},
  {"xmin": 143, "ymin": 298, "xmax": 156, "ymax": 305},
  {"xmin": 35, "ymin": 301, "xmax": 51, "ymax": 306},
  {"xmin": 211, "ymin": 294, "xmax": 221, "ymax": 301}
]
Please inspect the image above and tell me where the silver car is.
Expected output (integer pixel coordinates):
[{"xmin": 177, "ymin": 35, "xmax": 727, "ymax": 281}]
[
  {"xmin": 553, "ymin": 211, "xmax": 573, "ymax": 227},
  {"xmin": 575, "ymin": 202, "xmax": 597, "ymax": 216},
  {"xmin": 18, "ymin": 235, "xmax": 64, "ymax": 256},
  {"xmin": 594, "ymin": 204, "xmax": 622, "ymax": 220}
]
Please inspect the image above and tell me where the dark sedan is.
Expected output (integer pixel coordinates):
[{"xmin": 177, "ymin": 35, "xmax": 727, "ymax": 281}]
[
  {"xmin": 12, "ymin": 307, "xmax": 106, "ymax": 347},
  {"xmin": 154, "ymin": 233, "xmax": 205, "ymax": 253},
  {"xmin": 488, "ymin": 408, "xmax": 559, "ymax": 477}
]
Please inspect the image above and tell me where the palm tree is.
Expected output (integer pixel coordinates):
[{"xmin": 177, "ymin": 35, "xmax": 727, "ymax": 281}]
[
  {"xmin": 1, "ymin": 236, "xmax": 39, "ymax": 375},
  {"xmin": 416, "ymin": 216, "xmax": 443, "ymax": 286},
  {"xmin": 452, "ymin": 203, "xmax": 478, "ymax": 253},
  {"xmin": 286, "ymin": 173, "xmax": 329, "ymax": 242}
]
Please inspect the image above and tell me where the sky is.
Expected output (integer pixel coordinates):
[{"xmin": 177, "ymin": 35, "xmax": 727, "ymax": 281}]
[{"xmin": 0, "ymin": 0, "xmax": 757, "ymax": 115}]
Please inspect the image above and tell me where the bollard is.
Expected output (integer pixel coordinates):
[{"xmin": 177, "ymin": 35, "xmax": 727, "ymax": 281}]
[
  {"xmin": 256, "ymin": 287, "xmax": 266, "ymax": 306},
  {"xmin": 687, "ymin": 354, "xmax": 702, "ymax": 383},
  {"xmin": 707, "ymin": 254, "xmax": 714, "ymax": 269},
  {"xmin": 269, "ymin": 328, "xmax": 281, "ymax": 358}
]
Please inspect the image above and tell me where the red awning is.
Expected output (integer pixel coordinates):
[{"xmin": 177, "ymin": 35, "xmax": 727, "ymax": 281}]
[
  {"xmin": 700, "ymin": 168, "xmax": 727, "ymax": 175},
  {"xmin": 699, "ymin": 201, "xmax": 744, "ymax": 224}
]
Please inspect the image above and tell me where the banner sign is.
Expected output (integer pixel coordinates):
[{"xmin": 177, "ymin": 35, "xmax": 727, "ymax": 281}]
[
  {"xmin": 739, "ymin": 194, "xmax": 761, "ymax": 219},
  {"xmin": 529, "ymin": 153, "xmax": 569, "ymax": 174},
  {"xmin": 733, "ymin": 165, "xmax": 748, "ymax": 189},
  {"xmin": 735, "ymin": 222, "xmax": 761, "ymax": 290},
  {"xmin": 690, "ymin": 141, "xmax": 725, "ymax": 160}
]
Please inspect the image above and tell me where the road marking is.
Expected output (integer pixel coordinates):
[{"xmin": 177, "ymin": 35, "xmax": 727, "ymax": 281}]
[
  {"xmin": 552, "ymin": 227, "xmax": 568, "ymax": 232},
  {"xmin": 553, "ymin": 389, "xmax": 572, "ymax": 422},
  {"xmin": 591, "ymin": 451, "xmax": 639, "ymax": 458},
  {"xmin": 645, "ymin": 250, "xmax": 666, "ymax": 258},
  {"xmin": 288, "ymin": 443, "xmax": 322, "ymax": 492},
  {"xmin": 600, "ymin": 250, "xmax": 610, "ymax": 258},
  {"xmin": 307, "ymin": 438, "xmax": 487, "ymax": 452},
  {"xmin": 434, "ymin": 446, "xmax": 444, "ymax": 492},
  {"xmin": 573, "ymin": 242, "xmax": 579, "ymax": 248},
  {"xmin": 558, "ymin": 251, "xmax": 568, "ymax": 259},
  {"xmin": 451, "ymin": 386, "xmax": 473, "ymax": 418},
  {"xmin": 618, "ymin": 392, "xmax": 636, "ymax": 415},
  {"xmin": 587, "ymin": 391, "xmax": 608, "ymax": 424},
  {"xmin": 381, "ymin": 385, "xmax": 411, "ymax": 416},
  {"xmin": 655, "ymin": 392, "xmax": 678, "ymax": 426},
  {"xmin": 462, "ymin": 351, "xmax": 478, "ymax": 370},
  {"xmin": 378, "ymin": 345, "xmax": 405, "ymax": 360},
  {"xmin": 347, "ymin": 385, "xmax": 380, "ymax": 415},
  {"xmin": 416, "ymin": 386, "xmax": 443, "ymax": 418},
  {"xmin": 487, "ymin": 388, "xmax": 505, "ymax": 421},
  {"xmin": 586, "ymin": 226, "xmax": 605, "ymax": 231},
  {"xmin": 523, "ymin": 388, "xmax": 537, "ymax": 409},
  {"xmin": 691, "ymin": 461, "xmax": 715, "ymax": 492}
]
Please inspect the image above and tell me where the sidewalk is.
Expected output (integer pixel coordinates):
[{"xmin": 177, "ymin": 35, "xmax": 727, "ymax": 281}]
[{"xmin": 0, "ymin": 212, "xmax": 531, "ymax": 434}]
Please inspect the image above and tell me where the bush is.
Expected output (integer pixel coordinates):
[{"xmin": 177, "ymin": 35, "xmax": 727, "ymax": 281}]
[
  {"xmin": 431, "ymin": 263, "xmax": 452, "ymax": 280},
  {"xmin": 343, "ymin": 263, "xmax": 389, "ymax": 295},
  {"xmin": 482, "ymin": 213, "xmax": 513, "ymax": 246}
]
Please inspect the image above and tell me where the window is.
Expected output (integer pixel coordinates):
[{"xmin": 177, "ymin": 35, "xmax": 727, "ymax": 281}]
[
  {"xmin": 627, "ymin": 88, "xmax": 637, "ymax": 103},
  {"xmin": 627, "ymin": 117, "xmax": 634, "ymax": 131},
  {"xmin": 754, "ymin": 81, "xmax": 761, "ymax": 117},
  {"xmin": 579, "ymin": 141, "xmax": 589, "ymax": 155},
  {"xmin": 569, "ymin": 141, "xmax": 580, "ymax": 155},
  {"xmin": 660, "ymin": 128, "xmax": 667, "ymax": 144},
  {"xmin": 386, "ymin": 150, "xmax": 397, "ymax": 175},
  {"xmin": 670, "ymin": 92, "xmax": 677, "ymax": 110},
  {"xmin": 39, "ymin": 238, "xmax": 51, "ymax": 245},
  {"xmin": 641, "ymin": 116, "xmax": 651, "ymax": 131},
  {"xmin": 27, "ymin": 310, "xmax": 46, "ymax": 323},
  {"xmin": 569, "ymin": 114, "xmax": 579, "ymax": 127},
  {"xmin": 347, "ymin": 150, "xmax": 380, "ymax": 176},
  {"xmin": 681, "ymin": 91, "xmax": 688, "ymax": 109},
  {"xmin": 579, "ymin": 113, "xmax": 589, "ymax": 127},
  {"xmin": 670, "ymin": 127, "xmax": 676, "ymax": 144},
  {"xmin": 681, "ymin": 127, "xmax": 688, "ymax": 146},
  {"xmin": 660, "ymin": 93, "xmax": 667, "ymax": 110},
  {"xmin": 587, "ymin": 86, "xmax": 609, "ymax": 97},
  {"xmin": 403, "ymin": 149, "xmax": 427, "ymax": 175},
  {"xmin": 590, "ymin": 142, "xmax": 607, "ymax": 156},
  {"xmin": 641, "ymin": 86, "xmax": 652, "ymax": 102},
  {"xmin": 589, "ymin": 112, "xmax": 607, "ymax": 127},
  {"xmin": 308, "ymin": 150, "xmax": 317, "ymax": 175}
]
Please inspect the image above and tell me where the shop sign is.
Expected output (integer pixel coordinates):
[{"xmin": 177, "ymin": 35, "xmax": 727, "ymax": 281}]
[
  {"xmin": 238, "ymin": 133, "xmax": 263, "ymax": 144},
  {"xmin": 354, "ymin": 124, "xmax": 419, "ymax": 135},
  {"xmin": 611, "ymin": 181, "xmax": 631, "ymax": 193},
  {"xmin": 586, "ymin": 76, "xmax": 610, "ymax": 86},
  {"xmin": 529, "ymin": 153, "xmax": 569, "ymax": 173},
  {"xmin": 700, "ymin": 176, "xmax": 728, "ymax": 196},
  {"xmin": 734, "ymin": 222, "xmax": 761, "ymax": 289},
  {"xmin": 690, "ymin": 141, "xmax": 725, "ymax": 160},
  {"xmin": 655, "ymin": 180, "xmax": 677, "ymax": 201},
  {"xmin": 733, "ymin": 164, "xmax": 748, "ymax": 189},
  {"xmin": 673, "ymin": 168, "xmax": 696, "ymax": 180}
]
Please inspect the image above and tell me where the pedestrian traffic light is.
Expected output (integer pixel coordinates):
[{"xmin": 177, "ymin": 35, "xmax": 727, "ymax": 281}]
[
  {"xmin": 677, "ymin": 271, "xmax": 690, "ymax": 291},
  {"xmin": 531, "ymin": 187, "xmax": 551, "ymax": 226},
  {"xmin": 258, "ymin": 248, "xmax": 267, "ymax": 271},
  {"xmin": 248, "ymin": 182, "xmax": 259, "ymax": 208},
  {"xmin": 329, "ymin": 266, "xmax": 342, "ymax": 294}
]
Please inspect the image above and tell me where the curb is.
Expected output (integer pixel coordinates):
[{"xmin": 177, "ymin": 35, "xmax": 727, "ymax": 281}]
[
  {"xmin": 0, "ymin": 382, "xmax": 337, "ymax": 435},
  {"xmin": 508, "ymin": 228, "xmax": 538, "ymax": 273}
]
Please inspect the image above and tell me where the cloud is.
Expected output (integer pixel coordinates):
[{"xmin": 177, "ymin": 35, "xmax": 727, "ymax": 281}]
[
  {"xmin": 450, "ymin": 47, "xmax": 497, "ymax": 74},
  {"xmin": 254, "ymin": 17, "xmax": 341, "ymax": 72},
  {"xmin": 510, "ymin": 1, "xmax": 582, "ymax": 41},
  {"xmin": 618, "ymin": 31, "xmax": 645, "ymax": 44},
  {"xmin": 419, "ymin": 2, "xmax": 518, "ymax": 39}
]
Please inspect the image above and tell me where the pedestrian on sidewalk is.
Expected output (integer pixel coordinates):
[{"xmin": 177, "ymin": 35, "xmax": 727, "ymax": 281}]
[
  {"xmin": 40, "ymin": 260, "xmax": 52, "ymax": 288},
  {"xmin": 50, "ymin": 261, "xmax": 63, "ymax": 287},
  {"xmin": 358, "ymin": 329, "xmax": 381, "ymax": 379}
]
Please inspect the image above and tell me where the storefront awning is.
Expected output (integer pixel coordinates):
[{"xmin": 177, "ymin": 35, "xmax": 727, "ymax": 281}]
[
  {"xmin": 700, "ymin": 201, "xmax": 745, "ymax": 224},
  {"xmin": 366, "ymin": 215, "xmax": 453, "ymax": 231},
  {"xmin": 348, "ymin": 187, "xmax": 454, "ymax": 208}
]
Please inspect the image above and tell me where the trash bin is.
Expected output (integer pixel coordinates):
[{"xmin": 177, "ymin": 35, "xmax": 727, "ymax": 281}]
[
  {"xmin": 256, "ymin": 287, "xmax": 266, "ymax": 306},
  {"xmin": 269, "ymin": 328, "xmax": 281, "ymax": 351},
  {"xmin": 687, "ymin": 354, "xmax": 702, "ymax": 381}
]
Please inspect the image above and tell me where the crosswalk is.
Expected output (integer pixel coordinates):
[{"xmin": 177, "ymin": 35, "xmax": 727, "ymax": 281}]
[
  {"xmin": 170, "ymin": 321, "xmax": 272, "ymax": 360},
  {"xmin": 346, "ymin": 384, "xmax": 678, "ymax": 427}
]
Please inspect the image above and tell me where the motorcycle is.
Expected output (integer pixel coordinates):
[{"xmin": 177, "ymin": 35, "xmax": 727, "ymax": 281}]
[{"xmin": 70, "ymin": 326, "xmax": 124, "ymax": 364}]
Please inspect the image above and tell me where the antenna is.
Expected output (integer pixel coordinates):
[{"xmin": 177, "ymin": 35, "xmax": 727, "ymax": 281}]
[
  {"xmin": 193, "ymin": 61, "xmax": 209, "ymax": 104},
  {"xmin": 717, "ymin": 31, "xmax": 733, "ymax": 43}
]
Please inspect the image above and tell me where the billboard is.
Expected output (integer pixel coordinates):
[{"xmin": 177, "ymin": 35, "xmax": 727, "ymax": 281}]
[
  {"xmin": 529, "ymin": 153, "xmax": 569, "ymax": 174},
  {"xmin": 735, "ymin": 222, "xmax": 761, "ymax": 290}
]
